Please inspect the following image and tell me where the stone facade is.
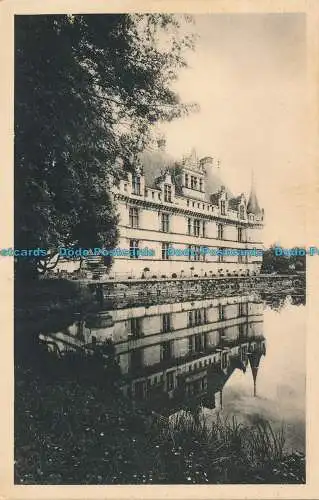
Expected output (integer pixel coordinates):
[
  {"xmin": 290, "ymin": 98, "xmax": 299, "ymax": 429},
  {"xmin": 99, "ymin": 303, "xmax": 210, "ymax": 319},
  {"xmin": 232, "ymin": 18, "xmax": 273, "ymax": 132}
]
[{"xmin": 110, "ymin": 143, "xmax": 264, "ymax": 279}]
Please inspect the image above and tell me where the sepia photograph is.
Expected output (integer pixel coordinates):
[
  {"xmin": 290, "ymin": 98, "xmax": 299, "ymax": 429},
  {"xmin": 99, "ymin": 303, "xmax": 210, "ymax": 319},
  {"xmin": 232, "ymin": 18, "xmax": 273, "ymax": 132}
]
[{"xmin": 11, "ymin": 8, "xmax": 309, "ymax": 490}]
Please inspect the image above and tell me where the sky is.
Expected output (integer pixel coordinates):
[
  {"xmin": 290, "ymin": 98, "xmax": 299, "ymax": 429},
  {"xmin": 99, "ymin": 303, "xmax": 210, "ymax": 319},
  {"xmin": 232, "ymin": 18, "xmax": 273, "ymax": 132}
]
[{"xmin": 158, "ymin": 13, "xmax": 307, "ymax": 247}]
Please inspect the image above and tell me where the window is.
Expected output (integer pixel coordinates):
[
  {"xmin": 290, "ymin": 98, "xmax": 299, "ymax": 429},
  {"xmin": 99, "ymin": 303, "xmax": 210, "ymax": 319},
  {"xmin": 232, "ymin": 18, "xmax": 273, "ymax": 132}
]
[
  {"xmin": 218, "ymin": 304, "xmax": 225, "ymax": 321},
  {"xmin": 167, "ymin": 372, "xmax": 174, "ymax": 390},
  {"xmin": 239, "ymin": 205, "xmax": 245, "ymax": 220},
  {"xmin": 162, "ymin": 313, "xmax": 171, "ymax": 333},
  {"xmin": 129, "ymin": 317, "xmax": 143, "ymax": 337},
  {"xmin": 129, "ymin": 239, "xmax": 139, "ymax": 259},
  {"xmin": 218, "ymin": 248, "xmax": 224, "ymax": 263},
  {"xmin": 130, "ymin": 349, "xmax": 143, "ymax": 372},
  {"xmin": 132, "ymin": 176, "xmax": 141, "ymax": 195},
  {"xmin": 238, "ymin": 227, "xmax": 243, "ymax": 242},
  {"xmin": 239, "ymin": 323, "xmax": 246, "ymax": 338},
  {"xmin": 189, "ymin": 245, "xmax": 201, "ymax": 261},
  {"xmin": 221, "ymin": 352, "xmax": 228, "ymax": 369},
  {"xmin": 220, "ymin": 200, "xmax": 226, "ymax": 215},
  {"xmin": 199, "ymin": 179, "xmax": 203, "ymax": 192},
  {"xmin": 191, "ymin": 176, "xmax": 198, "ymax": 190},
  {"xmin": 161, "ymin": 341, "xmax": 172, "ymax": 361},
  {"xmin": 129, "ymin": 207, "xmax": 139, "ymax": 228},
  {"xmin": 188, "ymin": 308, "xmax": 207, "ymax": 327},
  {"xmin": 164, "ymin": 184, "xmax": 172, "ymax": 202},
  {"xmin": 162, "ymin": 242, "xmax": 170, "ymax": 260},
  {"xmin": 161, "ymin": 213, "xmax": 170, "ymax": 232},
  {"xmin": 188, "ymin": 311, "xmax": 193, "ymax": 327},
  {"xmin": 217, "ymin": 224, "xmax": 224, "ymax": 240},
  {"xmin": 185, "ymin": 174, "xmax": 189, "ymax": 187},
  {"xmin": 124, "ymin": 183, "xmax": 128, "ymax": 192},
  {"xmin": 202, "ymin": 221, "xmax": 206, "ymax": 237},
  {"xmin": 238, "ymin": 254, "xmax": 244, "ymax": 264},
  {"xmin": 238, "ymin": 303, "xmax": 244, "ymax": 317},
  {"xmin": 187, "ymin": 217, "xmax": 192, "ymax": 235},
  {"xmin": 194, "ymin": 219, "xmax": 201, "ymax": 236}
]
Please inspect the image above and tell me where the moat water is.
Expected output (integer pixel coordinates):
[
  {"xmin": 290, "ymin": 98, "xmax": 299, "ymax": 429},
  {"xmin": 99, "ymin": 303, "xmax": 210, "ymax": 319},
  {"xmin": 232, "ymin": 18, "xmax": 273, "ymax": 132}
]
[{"xmin": 40, "ymin": 290, "xmax": 306, "ymax": 453}]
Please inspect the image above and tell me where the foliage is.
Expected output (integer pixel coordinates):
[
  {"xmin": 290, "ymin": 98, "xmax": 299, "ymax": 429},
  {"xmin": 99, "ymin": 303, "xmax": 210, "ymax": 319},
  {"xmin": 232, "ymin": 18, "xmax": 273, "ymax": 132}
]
[
  {"xmin": 15, "ymin": 363, "xmax": 305, "ymax": 485},
  {"xmin": 15, "ymin": 14, "xmax": 196, "ymax": 277},
  {"xmin": 261, "ymin": 245, "xmax": 306, "ymax": 274}
]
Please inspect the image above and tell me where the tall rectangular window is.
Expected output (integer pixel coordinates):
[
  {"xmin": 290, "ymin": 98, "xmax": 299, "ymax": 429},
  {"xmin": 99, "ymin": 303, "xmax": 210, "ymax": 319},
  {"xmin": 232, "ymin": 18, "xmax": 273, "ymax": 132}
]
[
  {"xmin": 130, "ymin": 349, "xmax": 143, "ymax": 372},
  {"xmin": 162, "ymin": 313, "xmax": 171, "ymax": 333},
  {"xmin": 129, "ymin": 207, "xmax": 139, "ymax": 228},
  {"xmin": 218, "ymin": 248, "xmax": 224, "ymax": 263},
  {"xmin": 161, "ymin": 341, "xmax": 173, "ymax": 361},
  {"xmin": 132, "ymin": 176, "xmax": 141, "ymax": 195},
  {"xmin": 217, "ymin": 224, "xmax": 224, "ymax": 240},
  {"xmin": 167, "ymin": 371, "xmax": 174, "ymax": 390},
  {"xmin": 218, "ymin": 304, "xmax": 225, "ymax": 321},
  {"xmin": 202, "ymin": 220, "xmax": 206, "ymax": 237},
  {"xmin": 185, "ymin": 174, "xmax": 189, "ymax": 187},
  {"xmin": 191, "ymin": 176, "xmax": 198, "ymax": 189},
  {"xmin": 129, "ymin": 317, "xmax": 143, "ymax": 337},
  {"xmin": 238, "ymin": 227, "xmax": 243, "ymax": 242},
  {"xmin": 238, "ymin": 254, "xmax": 244, "ymax": 264},
  {"xmin": 189, "ymin": 245, "xmax": 200, "ymax": 261},
  {"xmin": 220, "ymin": 200, "xmax": 226, "ymax": 215},
  {"xmin": 194, "ymin": 219, "xmax": 201, "ymax": 236},
  {"xmin": 162, "ymin": 242, "xmax": 170, "ymax": 260},
  {"xmin": 164, "ymin": 184, "xmax": 172, "ymax": 202},
  {"xmin": 239, "ymin": 205, "xmax": 245, "ymax": 220},
  {"xmin": 199, "ymin": 178, "xmax": 203, "ymax": 192},
  {"xmin": 161, "ymin": 213, "xmax": 170, "ymax": 232},
  {"xmin": 129, "ymin": 239, "xmax": 139, "ymax": 259},
  {"xmin": 187, "ymin": 217, "xmax": 192, "ymax": 235}
]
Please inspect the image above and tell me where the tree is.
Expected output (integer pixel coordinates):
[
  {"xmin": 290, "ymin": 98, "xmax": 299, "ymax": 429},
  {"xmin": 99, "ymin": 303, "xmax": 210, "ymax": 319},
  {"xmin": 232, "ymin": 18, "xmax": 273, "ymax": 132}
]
[{"xmin": 15, "ymin": 14, "xmax": 197, "ymax": 278}]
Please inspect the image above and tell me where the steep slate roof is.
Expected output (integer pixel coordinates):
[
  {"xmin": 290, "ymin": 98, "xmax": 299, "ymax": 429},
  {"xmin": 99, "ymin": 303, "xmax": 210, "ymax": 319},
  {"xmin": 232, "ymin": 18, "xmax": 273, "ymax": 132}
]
[
  {"xmin": 247, "ymin": 186, "xmax": 262, "ymax": 215},
  {"xmin": 139, "ymin": 146, "xmax": 234, "ymax": 201},
  {"xmin": 228, "ymin": 195, "xmax": 242, "ymax": 211},
  {"xmin": 139, "ymin": 148, "xmax": 176, "ymax": 189}
]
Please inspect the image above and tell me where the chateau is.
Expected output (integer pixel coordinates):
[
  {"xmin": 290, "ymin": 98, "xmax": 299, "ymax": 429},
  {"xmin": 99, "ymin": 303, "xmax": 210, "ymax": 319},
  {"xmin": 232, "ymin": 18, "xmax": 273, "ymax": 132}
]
[
  {"xmin": 110, "ymin": 138, "xmax": 264, "ymax": 279},
  {"xmin": 40, "ymin": 293, "xmax": 266, "ymax": 413}
]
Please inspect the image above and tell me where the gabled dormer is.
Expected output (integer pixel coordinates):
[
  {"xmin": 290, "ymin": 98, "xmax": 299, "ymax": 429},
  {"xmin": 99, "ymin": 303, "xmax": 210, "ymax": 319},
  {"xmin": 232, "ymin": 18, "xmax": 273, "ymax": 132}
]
[
  {"xmin": 179, "ymin": 149, "xmax": 206, "ymax": 201},
  {"xmin": 155, "ymin": 168, "xmax": 175, "ymax": 203},
  {"xmin": 211, "ymin": 186, "xmax": 228, "ymax": 215},
  {"xmin": 127, "ymin": 161, "xmax": 145, "ymax": 196}
]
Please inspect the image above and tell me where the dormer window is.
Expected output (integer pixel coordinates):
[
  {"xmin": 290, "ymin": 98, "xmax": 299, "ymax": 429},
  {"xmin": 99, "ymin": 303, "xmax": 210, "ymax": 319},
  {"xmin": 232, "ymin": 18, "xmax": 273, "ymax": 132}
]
[
  {"xmin": 239, "ymin": 205, "xmax": 245, "ymax": 220},
  {"xmin": 191, "ymin": 176, "xmax": 198, "ymax": 190},
  {"xmin": 220, "ymin": 200, "xmax": 226, "ymax": 215},
  {"xmin": 164, "ymin": 184, "xmax": 172, "ymax": 202},
  {"xmin": 132, "ymin": 176, "xmax": 141, "ymax": 195}
]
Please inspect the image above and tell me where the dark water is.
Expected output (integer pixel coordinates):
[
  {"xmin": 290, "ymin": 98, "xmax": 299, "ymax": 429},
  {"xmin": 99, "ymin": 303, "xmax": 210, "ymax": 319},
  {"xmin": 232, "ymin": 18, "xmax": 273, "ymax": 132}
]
[{"xmin": 40, "ymin": 290, "xmax": 306, "ymax": 453}]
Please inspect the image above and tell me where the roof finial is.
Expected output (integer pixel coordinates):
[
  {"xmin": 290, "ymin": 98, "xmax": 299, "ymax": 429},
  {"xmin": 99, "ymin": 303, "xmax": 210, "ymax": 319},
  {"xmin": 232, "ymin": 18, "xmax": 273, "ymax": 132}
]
[{"xmin": 247, "ymin": 169, "xmax": 262, "ymax": 215}]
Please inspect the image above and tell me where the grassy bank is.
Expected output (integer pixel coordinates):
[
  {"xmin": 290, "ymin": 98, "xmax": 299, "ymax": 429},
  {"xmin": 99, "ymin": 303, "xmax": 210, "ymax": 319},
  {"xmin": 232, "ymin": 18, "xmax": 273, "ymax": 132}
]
[{"xmin": 15, "ymin": 364, "xmax": 305, "ymax": 485}]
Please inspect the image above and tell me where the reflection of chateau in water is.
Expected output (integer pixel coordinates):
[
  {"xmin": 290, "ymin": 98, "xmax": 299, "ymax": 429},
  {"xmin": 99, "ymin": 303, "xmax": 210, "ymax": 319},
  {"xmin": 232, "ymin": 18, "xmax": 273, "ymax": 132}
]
[{"xmin": 41, "ymin": 293, "xmax": 266, "ymax": 412}]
